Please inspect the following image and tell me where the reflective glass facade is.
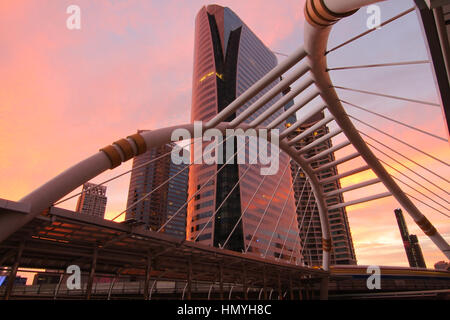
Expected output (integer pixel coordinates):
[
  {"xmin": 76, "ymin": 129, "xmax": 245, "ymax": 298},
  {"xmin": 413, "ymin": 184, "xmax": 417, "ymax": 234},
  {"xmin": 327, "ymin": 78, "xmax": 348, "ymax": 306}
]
[
  {"xmin": 188, "ymin": 5, "xmax": 301, "ymax": 262},
  {"xmin": 126, "ymin": 136, "xmax": 188, "ymax": 239},
  {"xmin": 284, "ymin": 102, "xmax": 357, "ymax": 266}
]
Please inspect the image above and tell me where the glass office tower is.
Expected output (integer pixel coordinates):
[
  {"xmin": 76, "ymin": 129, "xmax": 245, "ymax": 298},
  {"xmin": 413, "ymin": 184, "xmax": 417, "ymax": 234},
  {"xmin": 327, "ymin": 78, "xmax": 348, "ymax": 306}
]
[
  {"xmin": 188, "ymin": 5, "xmax": 301, "ymax": 262},
  {"xmin": 125, "ymin": 135, "xmax": 188, "ymax": 240}
]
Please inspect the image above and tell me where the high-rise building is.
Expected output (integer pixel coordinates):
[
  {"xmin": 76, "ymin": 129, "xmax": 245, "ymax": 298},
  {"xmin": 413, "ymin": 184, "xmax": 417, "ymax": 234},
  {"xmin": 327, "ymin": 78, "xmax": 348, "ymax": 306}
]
[
  {"xmin": 283, "ymin": 88, "xmax": 357, "ymax": 266},
  {"xmin": 75, "ymin": 182, "xmax": 107, "ymax": 219},
  {"xmin": 394, "ymin": 208, "xmax": 427, "ymax": 268},
  {"xmin": 188, "ymin": 5, "xmax": 301, "ymax": 262},
  {"xmin": 125, "ymin": 137, "xmax": 188, "ymax": 240}
]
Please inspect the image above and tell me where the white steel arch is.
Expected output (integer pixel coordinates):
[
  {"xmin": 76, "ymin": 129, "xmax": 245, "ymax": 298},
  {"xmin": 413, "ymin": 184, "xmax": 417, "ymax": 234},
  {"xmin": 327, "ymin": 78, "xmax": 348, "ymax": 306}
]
[
  {"xmin": 303, "ymin": 0, "xmax": 450, "ymax": 259},
  {"xmin": 0, "ymin": 0, "xmax": 448, "ymax": 276},
  {"xmin": 0, "ymin": 122, "xmax": 331, "ymax": 267}
]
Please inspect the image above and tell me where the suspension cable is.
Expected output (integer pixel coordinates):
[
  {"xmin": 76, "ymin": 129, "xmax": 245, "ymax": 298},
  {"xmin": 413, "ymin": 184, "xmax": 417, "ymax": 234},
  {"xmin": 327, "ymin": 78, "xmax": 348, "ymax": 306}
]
[
  {"xmin": 221, "ymin": 167, "xmax": 271, "ymax": 249},
  {"xmin": 358, "ymin": 129, "xmax": 450, "ymax": 185},
  {"xmin": 53, "ymin": 139, "xmax": 197, "ymax": 206},
  {"xmin": 341, "ymin": 100, "xmax": 446, "ymax": 141},
  {"xmin": 245, "ymin": 160, "xmax": 292, "ymax": 253},
  {"xmin": 263, "ymin": 166, "xmax": 302, "ymax": 258},
  {"xmin": 349, "ymin": 114, "xmax": 450, "ymax": 167},
  {"xmin": 291, "ymin": 202, "xmax": 317, "ymax": 264},
  {"xmin": 277, "ymin": 175, "xmax": 309, "ymax": 260},
  {"xmin": 328, "ymin": 60, "xmax": 430, "ymax": 71},
  {"xmin": 158, "ymin": 138, "xmax": 252, "ymax": 233},
  {"xmin": 366, "ymin": 140, "xmax": 449, "ymax": 202},
  {"xmin": 377, "ymin": 158, "xmax": 450, "ymax": 218},
  {"xmin": 113, "ymin": 135, "xmax": 234, "ymax": 222},
  {"xmin": 405, "ymin": 192, "xmax": 450, "ymax": 219},
  {"xmin": 326, "ymin": 7, "xmax": 416, "ymax": 54},
  {"xmin": 335, "ymin": 86, "xmax": 441, "ymax": 108},
  {"xmin": 299, "ymin": 203, "xmax": 317, "ymax": 259},
  {"xmin": 194, "ymin": 159, "xmax": 253, "ymax": 242},
  {"xmin": 287, "ymin": 187, "xmax": 314, "ymax": 263},
  {"xmin": 111, "ymin": 162, "xmax": 192, "ymax": 222}
]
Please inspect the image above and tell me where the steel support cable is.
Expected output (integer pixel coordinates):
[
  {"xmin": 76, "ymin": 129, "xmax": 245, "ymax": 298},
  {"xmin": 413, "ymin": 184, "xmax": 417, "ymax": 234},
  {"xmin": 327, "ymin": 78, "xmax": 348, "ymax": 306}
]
[
  {"xmin": 263, "ymin": 166, "xmax": 302, "ymax": 258},
  {"xmin": 358, "ymin": 129, "xmax": 450, "ymax": 185},
  {"xmin": 405, "ymin": 192, "xmax": 450, "ymax": 219},
  {"xmin": 53, "ymin": 139, "xmax": 197, "ymax": 206},
  {"xmin": 335, "ymin": 86, "xmax": 441, "ymax": 108},
  {"xmin": 327, "ymin": 60, "xmax": 430, "ymax": 71},
  {"xmin": 244, "ymin": 160, "xmax": 292, "ymax": 253},
  {"xmin": 158, "ymin": 138, "xmax": 251, "ymax": 233},
  {"xmin": 326, "ymin": 7, "xmax": 416, "ymax": 54},
  {"xmin": 291, "ymin": 202, "xmax": 317, "ymax": 264},
  {"xmin": 299, "ymin": 203, "xmax": 317, "ymax": 258},
  {"xmin": 288, "ymin": 189, "xmax": 314, "ymax": 264},
  {"xmin": 377, "ymin": 154, "xmax": 450, "ymax": 211},
  {"xmin": 348, "ymin": 114, "xmax": 450, "ymax": 167},
  {"xmin": 113, "ymin": 135, "xmax": 235, "ymax": 222},
  {"xmin": 341, "ymin": 100, "xmax": 446, "ymax": 142},
  {"xmin": 221, "ymin": 166, "xmax": 272, "ymax": 249},
  {"xmin": 194, "ymin": 162, "xmax": 254, "ymax": 242},
  {"xmin": 365, "ymin": 140, "xmax": 450, "ymax": 202},
  {"xmin": 277, "ymin": 175, "xmax": 309, "ymax": 260},
  {"xmin": 112, "ymin": 163, "xmax": 193, "ymax": 222},
  {"xmin": 377, "ymin": 157, "xmax": 450, "ymax": 218}
]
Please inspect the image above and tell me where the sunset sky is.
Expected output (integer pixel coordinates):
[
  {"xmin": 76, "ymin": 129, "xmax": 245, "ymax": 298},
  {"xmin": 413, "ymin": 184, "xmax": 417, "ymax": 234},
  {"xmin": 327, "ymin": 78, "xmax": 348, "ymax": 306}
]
[{"xmin": 0, "ymin": 0, "xmax": 449, "ymax": 269}]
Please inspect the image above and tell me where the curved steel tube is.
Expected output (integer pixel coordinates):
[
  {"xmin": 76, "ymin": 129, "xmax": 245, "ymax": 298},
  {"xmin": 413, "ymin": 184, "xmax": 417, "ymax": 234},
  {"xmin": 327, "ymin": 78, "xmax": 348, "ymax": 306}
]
[
  {"xmin": 0, "ymin": 122, "xmax": 331, "ymax": 269},
  {"xmin": 304, "ymin": 0, "xmax": 450, "ymax": 258}
]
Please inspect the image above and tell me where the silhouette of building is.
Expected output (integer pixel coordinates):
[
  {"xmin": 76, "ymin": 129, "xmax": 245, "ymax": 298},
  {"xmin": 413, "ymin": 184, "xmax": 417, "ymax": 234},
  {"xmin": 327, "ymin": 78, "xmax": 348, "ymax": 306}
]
[
  {"xmin": 125, "ymin": 137, "xmax": 188, "ymax": 239},
  {"xmin": 434, "ymin": 260, "xmax": 450, "ymax": 271},
  {"xmin": 188, "ymin": 5, "xmax": 301, "ymax": 262},
  {"xmin": 283, "ymin": 87, "xmax": 357, "ymax": 266},
  {"xmin": 395, "ymin": 208, "xmax": 427, "ymax": 268},
  {"xmin": 75, "ymin": 182, "xmax": 107, "ymax": 219}
]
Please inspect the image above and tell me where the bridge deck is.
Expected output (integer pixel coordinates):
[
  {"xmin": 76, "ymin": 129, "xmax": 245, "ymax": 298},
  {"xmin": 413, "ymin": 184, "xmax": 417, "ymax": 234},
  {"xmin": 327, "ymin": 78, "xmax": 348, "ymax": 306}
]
[{"xmin": 0, "ymin": 200, "xmax": 327, "ymax": 295}]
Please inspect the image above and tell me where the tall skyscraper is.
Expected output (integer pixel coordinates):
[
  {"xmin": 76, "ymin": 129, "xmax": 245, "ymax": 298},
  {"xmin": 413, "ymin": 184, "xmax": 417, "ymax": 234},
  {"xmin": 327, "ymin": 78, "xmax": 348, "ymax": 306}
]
[
  {"xmin": 283, "ymin": 88, "xmax": 357, "ymax": 266},
  {"xmin": 188, "ymin": 5, "xmax": 301, "ymax": 262},
  {"xmin": 125, "ymin": 136, "xmax": 189, "ymax": 240},
  {"xmin": 394, "ymin": 208, "xmax": 427, "ymax": 268},
  {"xmin": 75, "ymin": 182, "xmax": 107, "ymax": 219}
]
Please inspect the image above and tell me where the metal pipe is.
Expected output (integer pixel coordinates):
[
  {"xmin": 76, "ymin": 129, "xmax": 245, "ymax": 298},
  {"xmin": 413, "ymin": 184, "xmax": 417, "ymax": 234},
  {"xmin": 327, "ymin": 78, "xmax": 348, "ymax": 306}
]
[{"xmin": 304, "ymin": 0, "xmax": 450, "ymax": 259}]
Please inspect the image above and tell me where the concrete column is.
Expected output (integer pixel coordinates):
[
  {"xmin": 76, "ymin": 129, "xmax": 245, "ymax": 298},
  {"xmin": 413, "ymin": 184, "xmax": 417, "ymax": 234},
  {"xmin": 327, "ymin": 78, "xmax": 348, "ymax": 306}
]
[
  {"xmin": 86, "ymin": 247, "xmax": 98, "ymax": 300},
  {"xmin": 107, "ymin": 273, "xmax": 119, "ymax": 300},
  {"xmin": 289, "ymin": 273, "xmax": 294, "ymax": 300},
  {"xmin": 263, "ymin": 265, "xmax": 268, "ymax": 300},
  {"xmin": 320, "ymin": 276, "xmax": 329, "ymax": 300},
  {"xmin": 143, "ymin": 253, "xmax": 152, "ymax": 300},
  {"xmin": 187, "ymin": 257, "xmax": 192, "ymax": 300},
  {"xmin": 242, "ymin": 264, "xmax": 248, "ymax": 300},
  {"xmin": 4, "ymin": 241, "xmax": 24, "ymax": 300},
  {"xmin": 277, "ymin": 272, "xmax": 282, "ymax": 300},
  {"xmin": 219, "ymin": 264, "xmax": 224, "ymax": 300}
]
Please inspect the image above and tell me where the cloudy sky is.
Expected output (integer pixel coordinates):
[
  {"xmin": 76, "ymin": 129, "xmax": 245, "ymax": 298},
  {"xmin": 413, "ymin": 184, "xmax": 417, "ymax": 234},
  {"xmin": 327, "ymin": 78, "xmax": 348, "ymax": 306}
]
[{"xmin": 0, "ymin": 0, "xmax": 448, "ymax": 268}]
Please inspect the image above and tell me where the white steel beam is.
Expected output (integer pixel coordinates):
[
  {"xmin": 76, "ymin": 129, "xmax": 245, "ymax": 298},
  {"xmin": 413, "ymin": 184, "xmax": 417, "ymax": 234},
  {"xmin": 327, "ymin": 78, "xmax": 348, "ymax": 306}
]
[
  {"xmin": 319, "ymin": 165, "xmax": 371, "ymax": 184},
  {"xmin": 327, "ymin": 192, "xmax": 392, "ymax": 211},
  {"xmin": 267, "ymin": 88, "xmax": 321, "ymax": 129},
  {"xmin": 287, "ymin": 114, "xmax": 334, "ymax": 144},
  {"xmin": 324, "ymin": 178, "xmax": 381, "ymax": 198},
  {"xmin": 206, "ymin": 47, "xmax": 307, "ymax": 129},
  {"xmin": 305, "ymin": 0, "xmax": 450, "ymax": 258}
]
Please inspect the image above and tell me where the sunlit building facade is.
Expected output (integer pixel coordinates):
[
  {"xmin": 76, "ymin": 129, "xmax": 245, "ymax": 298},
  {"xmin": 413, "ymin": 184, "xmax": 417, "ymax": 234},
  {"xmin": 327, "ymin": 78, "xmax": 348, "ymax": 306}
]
[
  {"xmin": 283, "ymin": 94, "xmax": 357, "ymax": 266},
  {"xmin": 188, "ymin": 5, "xmax": 301, "ymax": 262},
  {"xmin": 75, "ymin": 183, "xmax": 107, "ymax": 219}
]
